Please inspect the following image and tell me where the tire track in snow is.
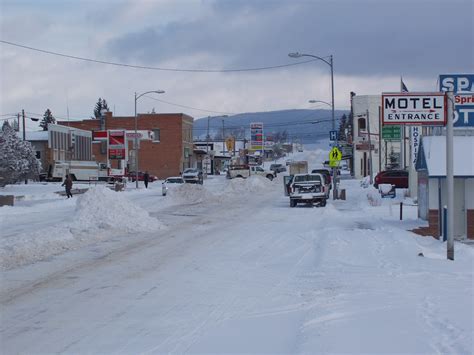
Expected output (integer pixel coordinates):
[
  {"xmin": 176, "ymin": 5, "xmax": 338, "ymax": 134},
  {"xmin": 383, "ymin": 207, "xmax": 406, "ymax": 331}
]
[{"xmin": 419, "ymin": 295, "xmax": 470, "ymax": 354}]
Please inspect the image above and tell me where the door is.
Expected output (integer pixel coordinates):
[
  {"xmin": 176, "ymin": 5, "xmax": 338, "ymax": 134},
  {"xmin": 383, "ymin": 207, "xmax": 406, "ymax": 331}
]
[
  {"xmin": 283, "ymin": 176, "xmax": 293, "ymax": 196},
  {"xmin": 454, "ymin": 179, "xmax": 466, "ymax": 238}
]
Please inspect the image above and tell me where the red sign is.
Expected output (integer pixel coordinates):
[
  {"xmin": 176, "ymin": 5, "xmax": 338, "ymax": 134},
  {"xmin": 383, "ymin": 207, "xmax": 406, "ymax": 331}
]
[
  {"xmin": 92, "ymin": 130, "xmax": 108, "ymax": 140},
  {"xmin": 108, "ymin": 131, "xmax": 125, "ymax": 146},
  {"xmin": 355, "ymin": 143, "xmax": 375, "ymax": 150},
  {"xmin": 108, "ymin": 148, "xmax": 126, "ymax": 159},
  {"xmin": 108, "ymin": 130, "xmax": 126, "ymax": 160}
]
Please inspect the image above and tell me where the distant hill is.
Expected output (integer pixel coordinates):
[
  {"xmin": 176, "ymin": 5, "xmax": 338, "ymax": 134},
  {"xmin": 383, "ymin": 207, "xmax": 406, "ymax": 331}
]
[{"xmin": 193, "ymin": 109, "xmax": 349, "ymax": 144}]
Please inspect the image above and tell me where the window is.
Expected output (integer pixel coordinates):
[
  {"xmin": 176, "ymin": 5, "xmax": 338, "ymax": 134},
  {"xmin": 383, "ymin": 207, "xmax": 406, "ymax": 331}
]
[{"xmin": 153, "ymin": 128, "xmax": 160, "ymax": 142}]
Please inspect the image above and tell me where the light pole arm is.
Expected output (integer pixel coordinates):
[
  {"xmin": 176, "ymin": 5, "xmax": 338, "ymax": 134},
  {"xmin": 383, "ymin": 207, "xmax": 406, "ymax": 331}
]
[{"xmin": 293, "ymin": 53, "xmax": 332, "ymax": 67}]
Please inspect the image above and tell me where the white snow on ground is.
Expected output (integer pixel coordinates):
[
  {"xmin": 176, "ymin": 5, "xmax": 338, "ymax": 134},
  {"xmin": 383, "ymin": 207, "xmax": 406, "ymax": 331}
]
[
  {"xmin": 0, "ymin": 185, "xmax": 165, "ymax": 269},
  {"xmin": 74, "ymin": 185, "xmax": 164, "ymax": 232},
  {"xmin": 1, "ymin": 147, "xmax": 473, "ymax": 354}
]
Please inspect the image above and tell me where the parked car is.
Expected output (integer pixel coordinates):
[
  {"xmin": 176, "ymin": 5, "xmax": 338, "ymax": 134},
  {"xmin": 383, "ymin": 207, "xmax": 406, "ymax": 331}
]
[
  {"xmin": 127, "ymin": 171, "xmax": 158, "ymax": 182},
  {"xmin": 269, "ymin": 163, "xmax": 287, "ymax": 173},
  {"xmin": 285, "ymin": 173, "xmax": 327, "ymax": 207},
  {"xmin": 373, "ymin": 170, "xmax": 409, "ymax": 189},
  {"xmin": 182, "ymin": 168, "xmax": 203, "ymax": 184},
  {"xmin": 226, "ymin": 165, "xmax": 276, "ymax": 180},
  {"xmin": 311, "ymin": 169, "xmax": 332, "ymax": 197},
  {"xmin": 162, "ymin": 177, "xmax": 185, "ymax": 196},
  {"xmin": 285, "ymin": 159, "xmax": 294, "ymax": 166}
]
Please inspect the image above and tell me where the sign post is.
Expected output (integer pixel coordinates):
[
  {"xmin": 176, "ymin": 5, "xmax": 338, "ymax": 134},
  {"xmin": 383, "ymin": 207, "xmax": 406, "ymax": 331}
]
[
  {"xmin": 382, "ymin": 91, "xmax": 453, "ymax": 260},
  {"xmin": 446, "ymin": 92, "xmax": 454, "ymax": 260},
  {"xmin": 329, "ymin": 146, "xmax": 342, "ymax": 200}
]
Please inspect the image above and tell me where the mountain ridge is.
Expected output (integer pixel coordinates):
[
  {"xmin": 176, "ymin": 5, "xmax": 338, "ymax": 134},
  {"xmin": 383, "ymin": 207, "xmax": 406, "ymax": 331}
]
[{"xmin": 193, "ymin": 109, "xmax": 349, "ymax": 143}]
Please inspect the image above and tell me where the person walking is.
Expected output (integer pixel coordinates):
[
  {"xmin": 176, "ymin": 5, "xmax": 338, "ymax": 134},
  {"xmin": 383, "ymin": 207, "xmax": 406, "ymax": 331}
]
[
  {"xmin": 62, "ymin": 174, "xmax": 73, "ymax": 198},
  {"xmin": 143, "ymin": 171, "xmax": 150, "ymax": 189}
]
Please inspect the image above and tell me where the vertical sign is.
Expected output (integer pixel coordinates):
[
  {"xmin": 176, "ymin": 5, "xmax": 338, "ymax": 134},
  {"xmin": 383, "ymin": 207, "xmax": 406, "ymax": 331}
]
[
  {"xmin": 410, "ymin": 126, "xmax": 421, "ymax": 165},
  {"xmin": 250, "ymin": 122, "xmax": 264, "ymax": 154},
  {"xmin": 439, "ymin": 74, "xmax": 474, "ymax": 127},
  {"xmin": 108, "ymin": 130, "xmax": 127, "ymax": 159}
]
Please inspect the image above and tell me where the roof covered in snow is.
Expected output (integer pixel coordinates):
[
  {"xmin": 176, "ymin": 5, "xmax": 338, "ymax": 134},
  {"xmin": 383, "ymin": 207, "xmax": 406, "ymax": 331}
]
[
  {"xmin": 417, "ymin": 135, "xmax": 474, "ymax": 177},
  {"xmin": 17, "ymin": 131, "xmax": 49, "ymax": 141}
]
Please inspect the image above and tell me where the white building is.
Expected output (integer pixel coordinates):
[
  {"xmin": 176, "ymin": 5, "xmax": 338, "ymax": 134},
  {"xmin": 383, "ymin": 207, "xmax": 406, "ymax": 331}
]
[
  {"xmin": 352, "ymin": 95, "xmax": 382, "ymax": 179},
  {"xmin": 416, "ymin": 135, "xmax": 474, "ymax": 240}
]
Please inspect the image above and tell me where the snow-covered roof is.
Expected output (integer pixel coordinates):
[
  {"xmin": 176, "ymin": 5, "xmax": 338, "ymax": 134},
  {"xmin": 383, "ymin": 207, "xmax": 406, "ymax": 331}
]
[
  {"xmin": 418, "ymin": 136, "xmax": 474, "ymax": 177},
  {"xmin": 17, "ymin": 131, "xmax": 49, "ymax": 141}
]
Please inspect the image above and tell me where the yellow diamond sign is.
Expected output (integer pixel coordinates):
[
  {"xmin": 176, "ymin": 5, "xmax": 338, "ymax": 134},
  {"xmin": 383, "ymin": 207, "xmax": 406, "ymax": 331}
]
[{"xmin": 329, "ymin": 147, "xmax": 342, "ymax": 167}]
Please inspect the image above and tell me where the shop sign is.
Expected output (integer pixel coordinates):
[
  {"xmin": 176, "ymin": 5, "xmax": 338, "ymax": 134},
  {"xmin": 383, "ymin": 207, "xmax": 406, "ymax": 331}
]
[{"xmin": 382, "ymin": 93, "xmax": 446, "ymax": 125}]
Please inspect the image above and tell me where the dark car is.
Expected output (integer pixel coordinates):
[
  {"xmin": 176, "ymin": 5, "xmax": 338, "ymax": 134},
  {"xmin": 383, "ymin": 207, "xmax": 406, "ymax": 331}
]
[
  {"xmin": 374, "ymin": 170, "xmax": 408, "ymax": 189},
  {"xmin": 127, "ymin": 171, "xmax": 158, "ymax": 182},
  {"xmin": 311, "ymin": 169, "xmax": 332, "ymax": 186},
  {"xmin": 270, "ymin": 164, "xmax": 287, "ymax": 173}
]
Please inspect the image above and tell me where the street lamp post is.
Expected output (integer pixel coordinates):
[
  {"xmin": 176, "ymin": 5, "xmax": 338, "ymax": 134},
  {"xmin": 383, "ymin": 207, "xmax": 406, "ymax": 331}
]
[
  {"xmin": 289, "ymin": 52, "xmax": 337, "ymax": 199},
  {"xmin": 289, "ymin": 52, "xmax": 335, "ymax": 130},
  {"xmin": 308, "ymin": 99, "xmax": 333, "ymax": 108},
  {"xmin": 134, "ymin": 90, "xmax": 165, "ymax": 188}
]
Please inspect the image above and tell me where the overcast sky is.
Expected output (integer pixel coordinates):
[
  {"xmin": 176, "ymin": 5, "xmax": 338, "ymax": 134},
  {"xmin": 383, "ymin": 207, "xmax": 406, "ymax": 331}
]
[{"xmin": 1, "ymin": 0, "xmax": 473, "ymax": 129}]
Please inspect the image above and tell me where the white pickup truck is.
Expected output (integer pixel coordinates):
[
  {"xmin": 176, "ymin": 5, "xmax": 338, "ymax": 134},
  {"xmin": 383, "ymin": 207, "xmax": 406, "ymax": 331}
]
[
  {"xmin": 226, "ymin": 165, "xmax": 276, "ymax": 181},
  {"xmin": 284, "ymin": 173, "xmax": 327, "ymax": 207}
]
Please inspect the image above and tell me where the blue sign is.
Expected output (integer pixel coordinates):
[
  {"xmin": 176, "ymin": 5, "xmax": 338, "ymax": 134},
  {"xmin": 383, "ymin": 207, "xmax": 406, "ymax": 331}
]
[
  {"xmin": 439, "ymin": 74, "xmax": 474, "ymax": 93},
  {"xmin": 439, "ymin": 74, "xmax": 474, "ymax": 127},
  {"xmin": 329, "ymin": 130, "xmax": 338, "ymax": 141}
]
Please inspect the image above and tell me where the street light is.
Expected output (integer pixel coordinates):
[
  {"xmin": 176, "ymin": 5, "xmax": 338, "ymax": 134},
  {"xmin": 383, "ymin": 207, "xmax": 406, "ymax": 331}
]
[
  {"xmin": 288, "ymin": 52, "xmax": 335, "ymax": 131},
  {"xmin": 134, "ymin": 90, "xmax": 165, "ymax": 188},
  {"xmin": 289, "ymin": 51, "xmax": 337, "ymax": 199},
  {"xmin": 308, "ymin": 99, "xmax": 333, "ymax": 108}
]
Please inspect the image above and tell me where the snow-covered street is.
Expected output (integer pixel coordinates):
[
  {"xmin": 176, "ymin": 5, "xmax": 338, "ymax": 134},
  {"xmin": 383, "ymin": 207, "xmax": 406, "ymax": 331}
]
[{"xmin": 1, "ymin": 150, "xmax": 473, "ymax": 354}]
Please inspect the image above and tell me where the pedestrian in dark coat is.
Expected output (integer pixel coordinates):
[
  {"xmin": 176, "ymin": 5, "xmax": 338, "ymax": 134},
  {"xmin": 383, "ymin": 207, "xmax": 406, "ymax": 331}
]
[
  {"xmin": 143, "ymin": 171, "xmax": 150, "ymax": 189},
  {"xmin": 62, "ymin": 174, "xmax": 73, "ymax": 198}
]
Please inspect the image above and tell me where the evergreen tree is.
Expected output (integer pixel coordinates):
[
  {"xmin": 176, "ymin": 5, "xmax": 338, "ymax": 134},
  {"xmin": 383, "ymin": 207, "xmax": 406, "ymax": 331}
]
[
  {"xmin": 0, "ymin": 121, "xmax": 41, "ymax": 186},
  {"xmin": 93, "ymin": 98, "xmax": 110, "ymax": 119},
  {"xmin": 39, "ymin": 109, "xmax": 56, "ymax": 131},
  {"xmin": 338, "ymin": 114, "xmax": 347, "ymax": 141}
]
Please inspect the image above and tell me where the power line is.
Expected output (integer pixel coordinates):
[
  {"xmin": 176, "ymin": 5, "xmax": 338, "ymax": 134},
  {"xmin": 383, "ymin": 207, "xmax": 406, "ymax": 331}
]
[
  {"xmin": 143, "ymin": 96, "xmax": 236, "ymax": 115},
  {"xmin": 0, "ymin": 39, "xmax": 317, "ymax": 73}
]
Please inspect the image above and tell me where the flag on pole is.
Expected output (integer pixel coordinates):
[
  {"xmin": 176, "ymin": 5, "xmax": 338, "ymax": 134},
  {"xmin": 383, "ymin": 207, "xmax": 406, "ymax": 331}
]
[{"xmin": 401, "ymin": 77, "xmax": 409, "ymax": 92}]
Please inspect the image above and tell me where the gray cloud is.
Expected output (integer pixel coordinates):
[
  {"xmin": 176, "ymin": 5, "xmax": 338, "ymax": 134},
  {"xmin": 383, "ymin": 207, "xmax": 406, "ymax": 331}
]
[{"xmin": 105, "ymin": 0, "xmax": 473, "ymax": 76}]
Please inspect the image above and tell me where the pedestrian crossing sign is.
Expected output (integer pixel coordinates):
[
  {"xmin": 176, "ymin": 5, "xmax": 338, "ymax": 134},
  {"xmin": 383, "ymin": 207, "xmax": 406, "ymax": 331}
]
[{"xmin": 329, "ymin": 147, "xmax": 342, "ymax": 167}]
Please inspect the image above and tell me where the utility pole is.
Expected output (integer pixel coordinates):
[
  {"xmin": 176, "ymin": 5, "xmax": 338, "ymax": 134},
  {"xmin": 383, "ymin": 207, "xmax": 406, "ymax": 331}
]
[
  {"xmin": 366, "ymin": 109, "xmax": 374, "ymax": 184},
  {"xmin": 206, "ymin": 116, "xmax": 210, "ymax": 174},
  {"xmin": 22, "ymin": 109, "xmax": 27, "ymax": 184},
  {"xmin": 22, "ymin": 109, "xmax": 26, "ymax": 141},
  {"xmin": 222, "ymin": 119, "xmax": 225, "ymax": 154}
]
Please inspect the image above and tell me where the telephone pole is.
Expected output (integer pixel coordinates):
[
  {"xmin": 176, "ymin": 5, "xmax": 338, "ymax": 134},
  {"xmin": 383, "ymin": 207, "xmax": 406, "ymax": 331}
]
[
  {"xmin": 22, "ymin": 109, "xmax": 26, "ymax": 141},
  {"xmin": 22, "ymin": 109, "xmax": 27, "ymax": 184}
]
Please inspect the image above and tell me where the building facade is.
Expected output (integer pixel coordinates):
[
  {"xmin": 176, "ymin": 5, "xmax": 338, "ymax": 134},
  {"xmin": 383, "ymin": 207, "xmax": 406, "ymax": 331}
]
[
  {"xmin": 59, "ymin": 112, "xmax": 194, "ymax": 179},
  {"xmin": 416, "ymin": 136, "xmax": 474, "ymax": 240},
  {"xmin": 23, "ymin": 124, "xmax": 93, "ymax": 176}
]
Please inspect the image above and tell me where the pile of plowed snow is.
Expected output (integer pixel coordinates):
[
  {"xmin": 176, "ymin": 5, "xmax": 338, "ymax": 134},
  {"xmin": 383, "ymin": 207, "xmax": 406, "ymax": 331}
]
[
  {"xmin": 0, "ymin": 186, "xmax": 165, "ymax": 270},
  {"xmin": 165, "ymin": 183, "xmax": 222, "ymax": 203},
  {"xmin": 73, "ymin": 186, "xmax": 164, "ymax": 232},
  {"xmin": 223, "ymin": 175, "xmax": 276, "ymax": 195}
]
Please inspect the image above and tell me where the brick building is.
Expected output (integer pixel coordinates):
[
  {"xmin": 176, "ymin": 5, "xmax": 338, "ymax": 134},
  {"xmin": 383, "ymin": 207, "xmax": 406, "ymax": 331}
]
[{"xmin": 59, "ymin": 112, "xmax": 194, "ymax": 179}]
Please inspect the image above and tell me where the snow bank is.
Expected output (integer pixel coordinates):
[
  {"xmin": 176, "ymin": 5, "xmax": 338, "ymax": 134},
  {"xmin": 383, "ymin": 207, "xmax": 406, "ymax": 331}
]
[
  {"xmin": 0, "ymin": 186, "xmax": 165, "ymax": 270},
  {"xmin": 73, "ymin": 186, "xmax": 164, "ymax": 232},
  {"xmin": 166, "ymin": 183, "xmax": 221, "ymax": 203},
  {"xmin": 223, "ymin": 175, "xmax": 276, "ymax": 195}
]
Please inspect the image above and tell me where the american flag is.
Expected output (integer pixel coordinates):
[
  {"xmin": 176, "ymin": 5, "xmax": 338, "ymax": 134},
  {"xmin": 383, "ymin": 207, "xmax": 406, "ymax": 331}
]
[{"xmin": 401, "ymin": 77, "xmax": 409, "ymax": 92}]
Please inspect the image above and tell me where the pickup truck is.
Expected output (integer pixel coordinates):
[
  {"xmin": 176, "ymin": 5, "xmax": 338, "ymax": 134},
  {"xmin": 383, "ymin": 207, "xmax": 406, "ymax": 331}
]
[
  {"xmin": 285, "ymin": 173, "xmax": 327, "ymax": 207},
  {"xmin": 226, "ymin": 165, "xmax": 276, "ymax": 181}
]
